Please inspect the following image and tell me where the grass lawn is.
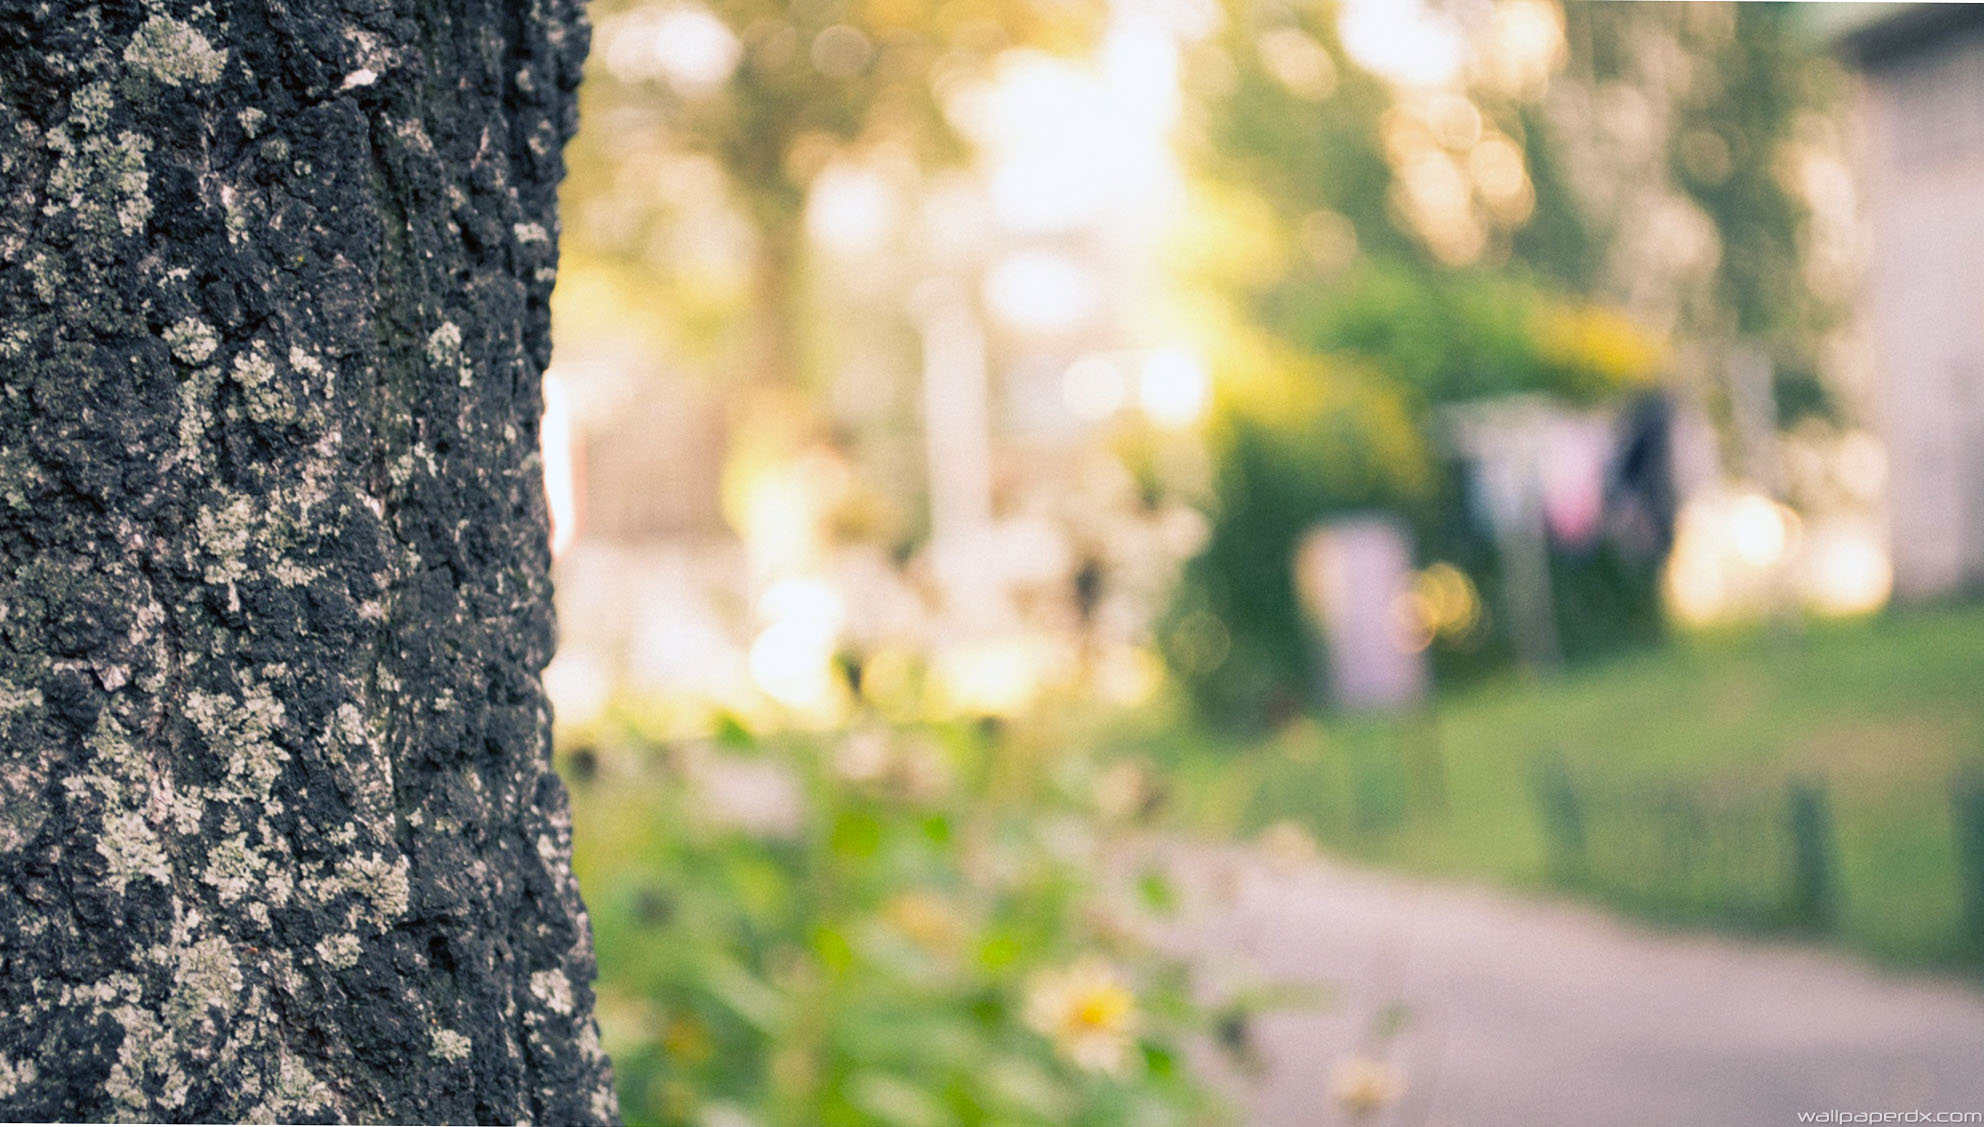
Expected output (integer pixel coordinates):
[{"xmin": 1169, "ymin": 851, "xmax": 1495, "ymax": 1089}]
[{"xmin": 1093, "ymin": 602, "xmax": 1984, "ymax": 967}]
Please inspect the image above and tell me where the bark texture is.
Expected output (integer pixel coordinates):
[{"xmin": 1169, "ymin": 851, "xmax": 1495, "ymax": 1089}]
[{"xmin": 0, "ymin": 0, "xmax": 617, "ymax": 1121}]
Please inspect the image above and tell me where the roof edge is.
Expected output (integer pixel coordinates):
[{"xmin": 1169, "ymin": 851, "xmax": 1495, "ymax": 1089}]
[{"xmin": 1834, "ymin": 3, "xmax": 1984, "ymax": 68}]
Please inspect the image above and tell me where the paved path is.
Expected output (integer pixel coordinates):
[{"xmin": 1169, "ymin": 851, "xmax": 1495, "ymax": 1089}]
[{"xmin": 1155, "ymin": 845, "xmax": 1984, "ymax": 1127}]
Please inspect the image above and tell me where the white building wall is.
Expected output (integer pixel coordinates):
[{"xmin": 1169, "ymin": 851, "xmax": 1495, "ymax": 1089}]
[{"xmin": 1860, "ymin": 25, "xmax": 1984, "ymax": 598}]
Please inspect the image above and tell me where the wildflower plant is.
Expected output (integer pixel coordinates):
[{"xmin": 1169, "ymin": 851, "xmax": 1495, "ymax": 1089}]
[{"xmin": 564, "ymin": 712, "xmax": 1229, "ymax": 1126}]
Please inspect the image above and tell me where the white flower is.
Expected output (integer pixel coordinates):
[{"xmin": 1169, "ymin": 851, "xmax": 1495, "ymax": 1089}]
[{"xmin": 1023, "ymin": 956, "xmax": 1139, "ymax": 1075}]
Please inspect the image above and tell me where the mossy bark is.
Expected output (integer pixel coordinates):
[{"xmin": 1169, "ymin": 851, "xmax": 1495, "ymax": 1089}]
[{"xmin": 0, "ymin": 0, "xmax": 617, "ymax": 1121}]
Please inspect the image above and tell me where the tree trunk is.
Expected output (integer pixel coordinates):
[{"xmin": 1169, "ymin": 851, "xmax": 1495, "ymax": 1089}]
[{"xmin": 0, "ymin": 1, "xmax": 617, "ymax": 1122}]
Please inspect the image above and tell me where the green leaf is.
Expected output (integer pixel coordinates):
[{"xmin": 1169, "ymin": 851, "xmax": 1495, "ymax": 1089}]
[
  {"xmin": 812, "ymin": 924, "xmax": 854, "ymax": 976},
  {"xmin": 702, "ymin": 959, "xmax": 786, "ymax": 1033},
  {"xmin": 847, "ymin": 1071, "xmax": 947, "ymax": 1127},
  {"xmin": 830, "ymin": 808, "xmax": 885, "ymax": 859}
]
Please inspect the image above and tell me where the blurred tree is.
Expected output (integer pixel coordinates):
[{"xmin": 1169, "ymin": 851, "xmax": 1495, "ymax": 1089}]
[
  {"xmin": 562, "ymin": 0, "xmax": 1103, "ymax": 390},
  {"xmin": 1165, "ymin": 0, "xmax": 1839, "ymax": 725},
  {"xmin": 1553, "ymin": 2, "xmax": 1845, "ymax": 422}
]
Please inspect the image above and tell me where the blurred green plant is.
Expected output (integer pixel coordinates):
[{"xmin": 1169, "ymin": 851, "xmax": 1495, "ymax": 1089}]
[{"xmin": 563, "ymin": 715, "xmax": 1234, "ymax": 1126}]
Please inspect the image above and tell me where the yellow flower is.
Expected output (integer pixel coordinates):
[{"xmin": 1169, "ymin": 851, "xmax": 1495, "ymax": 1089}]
[
  {"xmin": 1023, "ymin": 956, "xmax": 1139, "ymax": 1075},
  {"xmin": 1331, "ymin": 1054, "xmax": 1403, "ymax": 1119}
]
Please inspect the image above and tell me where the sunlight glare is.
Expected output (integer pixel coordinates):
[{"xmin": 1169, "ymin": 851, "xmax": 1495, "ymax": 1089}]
[
  {"xmin": 1138, "ymin": 349, "xmax": 1209, "ymax": 428},
  {"xmin": 601, "ymin": 3, "xmax": 741, "ymax": 97},
  {"xmin": 1338, "ymin": 0, "xmax": 1465, "ymax": 89}
]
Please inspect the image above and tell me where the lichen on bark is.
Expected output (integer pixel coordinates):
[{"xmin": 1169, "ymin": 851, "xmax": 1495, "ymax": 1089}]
[{"xmin": 0, "ymin": 0, "xmax": 616, "ymax": 1121}]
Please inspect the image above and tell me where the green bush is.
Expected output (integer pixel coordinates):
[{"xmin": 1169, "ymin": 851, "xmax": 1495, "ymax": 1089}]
[
  {"xmin": 563, "ymin": 716, "xmax": 1228, "ymax": 1127},
  {"xmin": 1164, "ymin": 265, "xmax": 1665, "ymax": 728}
]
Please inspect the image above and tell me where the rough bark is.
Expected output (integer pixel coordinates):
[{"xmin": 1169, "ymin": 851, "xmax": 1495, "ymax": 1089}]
[{"xmin": 0, "ymin": 0, "xmax": 617, "ymax": 1121}]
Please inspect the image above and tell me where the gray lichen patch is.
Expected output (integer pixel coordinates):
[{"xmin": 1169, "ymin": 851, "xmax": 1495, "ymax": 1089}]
[
  {"xmin": 123, "ymin": 15, "xmax": 228, "ymax": 87},
  {"xmin": 193, "ymin": 495, "xmax": 260, "ymax": 584},
  {"xmin": 246, "ymin": 1050, "xmax": 333, "ymax": 1122},
  {"xmin": 185, "ymin": 678, "xmax": 289, "ymax": 800},
  {"xmin": 105, "ymin": 1005, "xmax": 190, "ymax": 1114},
  {"xmin": 230, "ymin": 342, "xmax": 297, "ymax": 426},
  {"xmin": 0, "ymin": 1057, "xmax": 36, "ymax": 1100},
  {"xmin": 201, "ymin": 832, "xmax": 263, "ymax": 905},
  {"xmin": 0, "ymin": 763, "xmax": 47, "ymax": 855},
  {"xmin": 339, "ymin": 851, "xmax": 410, "ymax": 928},
  {"xmin": 97, "ymin": 810, "xmax": 171, "ymax": 895},
  {"xmin": 286, "ymin": 346, "xmax": 329, "ymax": 390},
  {"xmin": 269, "ymin": 558, "xmax": 321, "ymax": 587},
  {"xmin": 220, "ymin": 182, "xmax": 252, "ymax": 245},
  {"xmin": 424, "ymin": 322, "xmax": 462, "ymax": 365},
  {"xmin": 430, "ymin": 1028, "xmax": 472, "ymax": 1062},
  {"xmin": 425, "ymin": 322, "xmax": 473, "ymax": 387},
  {"xmin": 164, "ymin": 318, "xmax": 219, "ymax": 365},
  {"xmin": 305, "ymin": 850, "xmax": 411, "ymax": 933},
  {"xmin": 68, "ymin": 79, "xmax": 115, "ymax": 133},
  {"xmin": 232, "ymin": 343, "xmax": 276, "ymax": 387},
  {"xmin": 177, "ymin": 365, "xmax": 221, "ymax": 458},
  {"xmin": 331, "ymin": 703, "xmax": 369, "ymax": 748},
  {"xmin": 44, "ymin": 126, "xmax": 153, "ymax": 239},
  {"xmin": 529, "ymin": 969, "xmax": 574, "ymax": 1016},
  {"xmin": 85, "ymin": 708, "xmax": 147, "ymax": 780},
  {"xmin": 314, "ymin": 933, "xmax": 361, "ymax": 970},
  {"xmin": 0, "ymin": 684, "xmax": 42, "ymax": 714},
  {"xmin": 169, "ymin": 936, "xmax": 244, "ymax": 1029}
]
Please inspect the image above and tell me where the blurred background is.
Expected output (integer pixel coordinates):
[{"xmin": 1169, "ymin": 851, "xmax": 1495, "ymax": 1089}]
[{"xmin": 539, "ymin": 1, "xmax": 1984, "ymax": 1123}]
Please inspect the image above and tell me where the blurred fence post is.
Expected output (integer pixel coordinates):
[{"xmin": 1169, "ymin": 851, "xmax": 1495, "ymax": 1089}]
[
  {"xmin": 1397, "ymin": 709, "xmax": 1447, "ymax": 818},
  {"xmin": 1785, "ymin": 779, "xmax": 1838, "ymax": 930},
  {"xmin": 1350, "ymin": 745, "xmax": 1407, "ymax": 836},
  {"xmin": 1951, "ymin": 768, "xmax": 1984, "ymax": 954},
  {"xmin": 1531, "ymin": 753, "xmax": 1586, "ymax": 881}
]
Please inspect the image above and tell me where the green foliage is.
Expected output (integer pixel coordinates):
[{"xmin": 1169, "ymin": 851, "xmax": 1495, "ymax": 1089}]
[
  {"xmin": 1266, "ymin": 263, "xmax": 1658, "ymax": 407},
  {"xmin": 564, "ymin": 717, "xmax": 1229, "ymax": 1126},
  {"xmin": 1166, "ymin": 0, "xmax": 1845, "ymax": 723},
  {"xmin": 1576, "ymin": 1, "xmax": 1838, "ymax": 344},
  {"xmin": 1161, "ymin": 347, "xmax": 1431, "ymax": 727},
  {"xmin": 1165, "ymin": 263, "xmax": 1658, "ymax": 727},
  {"xmin": 1188, "ymin": 2, "xmax": 1407, "ymax": 266}
]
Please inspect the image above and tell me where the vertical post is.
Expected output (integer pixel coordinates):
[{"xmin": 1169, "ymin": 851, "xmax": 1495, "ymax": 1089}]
[
  {"xmin": 916, "ymin": 279, "xmax": 994, "ymax": 546},
  {"xmin": 1950, "ymin": 768, "xmax": 1984, "ymax": 955},
  {"xmin": 1786, "ymin": 779, "xmax": 1838, "ymax": 930},
  {"xmin": 1397, "ymin": 708, "xmax": 1447, "ymax": 818},
  {"xmin": 1442, "ymin": 398, "xmax": 1563, "ymax": 673},
  {"xmin": 1729, "ymin": 342, "xmax": 1780, "ymax": 494},
  {"xmin": 915, "ymin": 279, "xmax": 1001, "ymax": 634},
  {"xmin": 1349, "ymin": 746, "xmax": 1405, "ymax": 835},
  {"xmin": 1532, "ymin": 752, "xmax": 1587, "ymax": 881}
]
